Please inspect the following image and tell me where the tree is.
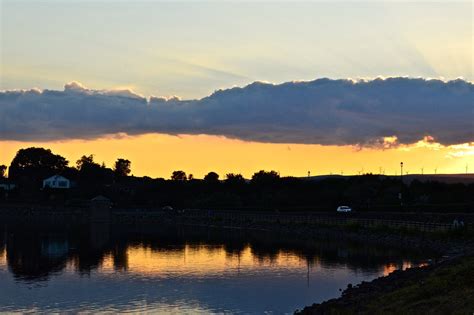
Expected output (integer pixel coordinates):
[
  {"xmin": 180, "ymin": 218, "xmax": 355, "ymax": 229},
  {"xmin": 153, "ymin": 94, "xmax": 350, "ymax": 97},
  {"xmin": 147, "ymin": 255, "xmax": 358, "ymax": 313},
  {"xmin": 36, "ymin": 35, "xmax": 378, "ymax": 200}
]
[
  {"xmin": 204, "ymin": 171, "xmax": 219, "ymax": 182},
  {"xmin": 9, "ymin": 147, "xmax": 68, "ymax": 180},
  {"xmin": 76, "ymin": 155, "xmax": 98, "ymax": 171},
  {"xmin": 76, "ymin": 154, "xmax": 113, "ymax": 184},
  {"xmin": 0, "ymin": 165, "xmax": 7, "ymax": 178},
  {"xmin": 171, "ymin": 170, "xmax": 187, "ymax": 181},
  {"xmin": 114, "ymin": 158, "xmax": 131, "ymax": 177},
  {"xmin": 251, "ymin": 170, "xmax": 280, "ymax": 185},
  {"xmin": 225, "ymin": 173, "xmax": 245, "ymax": 185}
]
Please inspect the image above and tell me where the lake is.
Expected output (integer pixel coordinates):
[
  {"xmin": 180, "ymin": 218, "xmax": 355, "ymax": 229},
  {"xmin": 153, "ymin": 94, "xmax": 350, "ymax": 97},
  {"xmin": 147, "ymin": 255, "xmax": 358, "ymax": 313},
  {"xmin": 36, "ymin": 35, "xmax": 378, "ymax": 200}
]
[{"xmin": 0, "ymin": 221, "xmax": 432, "ymax": 314}]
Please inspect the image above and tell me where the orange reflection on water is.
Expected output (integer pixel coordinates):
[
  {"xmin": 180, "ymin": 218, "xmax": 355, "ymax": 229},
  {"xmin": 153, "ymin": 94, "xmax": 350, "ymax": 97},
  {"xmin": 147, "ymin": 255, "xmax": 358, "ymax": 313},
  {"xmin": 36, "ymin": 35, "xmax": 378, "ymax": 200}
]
[
  {"xmin": 382, "ymin": 261, "xmax": 428, "ymax": 276},
  {"xmin": 100, "ymin": 244, "xmax": 319, "ymax": 277},
  {"xmin": 100, "ymin": 253, "xmax": 115, "ymax": 272},
  {"xmin": 383, "ymin": 264, "xmax": 398, "ymax": 276},
  {"xmin": 0, "ymin": 248, "xmax": 6, "ymax": 268}
]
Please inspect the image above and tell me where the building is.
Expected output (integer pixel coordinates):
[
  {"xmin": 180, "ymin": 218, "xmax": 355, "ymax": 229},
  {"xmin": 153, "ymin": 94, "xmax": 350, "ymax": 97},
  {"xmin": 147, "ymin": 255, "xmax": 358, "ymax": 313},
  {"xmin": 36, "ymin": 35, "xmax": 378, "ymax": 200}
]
[
  {"xmin": 0, "ymin": 178, "xmax": 16, "ymax": 191},
  {"xmin": 90, "ymin": 195, "xmax": 112, "ymax": 222},
  {"xmin": 43, "ymin": 175, "xmax": 71, "ymax": 189}
]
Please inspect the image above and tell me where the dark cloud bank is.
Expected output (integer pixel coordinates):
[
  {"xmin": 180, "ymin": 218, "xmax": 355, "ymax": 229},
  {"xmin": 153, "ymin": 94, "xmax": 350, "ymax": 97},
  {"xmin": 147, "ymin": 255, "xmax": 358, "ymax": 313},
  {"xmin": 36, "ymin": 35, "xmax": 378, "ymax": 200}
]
[{"xmin": 0, "ymin": 78, "xmax": 472, "ymax": 146}]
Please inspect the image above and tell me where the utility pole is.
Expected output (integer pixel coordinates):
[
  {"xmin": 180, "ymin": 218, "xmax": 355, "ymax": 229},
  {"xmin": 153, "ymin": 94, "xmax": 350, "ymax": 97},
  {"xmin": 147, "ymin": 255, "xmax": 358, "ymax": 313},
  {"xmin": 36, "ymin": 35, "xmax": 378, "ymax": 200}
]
[
  {"xmin": 308, "ymin": 171, "xmax": 310, "ymax": 178},
  {"xmin": 400, "ymin": 162, "xmax": 404, "ymax": 207},
  {"xmin": 400, "ymin": 162, "xmax": 404, "ymax": 182}
]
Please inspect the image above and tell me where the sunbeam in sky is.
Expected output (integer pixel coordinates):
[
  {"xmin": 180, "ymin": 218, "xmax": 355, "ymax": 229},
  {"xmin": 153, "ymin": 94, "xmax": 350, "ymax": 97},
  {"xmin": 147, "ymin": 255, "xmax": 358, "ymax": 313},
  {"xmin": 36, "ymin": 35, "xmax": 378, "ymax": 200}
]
[
  {"xmin": 0, "ymin": 0, "xmax": 472, "ymax": 177},
  {"xmin": 1, "ymin": 1, "xmax": 474, "ymax": 314}
]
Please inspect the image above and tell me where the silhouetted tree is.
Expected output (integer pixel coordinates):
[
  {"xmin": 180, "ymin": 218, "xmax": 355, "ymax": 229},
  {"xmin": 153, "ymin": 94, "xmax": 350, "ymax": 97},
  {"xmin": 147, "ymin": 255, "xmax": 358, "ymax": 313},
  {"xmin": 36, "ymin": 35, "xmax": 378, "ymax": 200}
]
[
  {"xmin": 204, "ymin": 171, "xmax": 219, "ymax": 182},
  {"xmin": 225, "ymin": 173, "xmax": 245, "ymax": 185},
  {"xmin": 114, "ymin": 159, "xmax": 131, "ymax": 177},
  {"xmin": 4, "ymin": 145, "xmax": 474, "ymax": 212},
  {"xmin": 171, "ymin": 170, "xmax": 187, "ymax": 181},
  {"xmin": 76, "ymin": 154, "xmax": 113, "ymax": 186},
  {"xmin": 9, "ymin": 147, "xmax": 69, "ymax": 182},
  {"xmin": 251, "ymin": 170, "xmax": 280, "ymax": 185},
  {"xmin": 0, "ymin": 165, "xmax": 7, "ymax": 178},
  {"xmin": 188, "ymin": 174, "xmax": 194, "ymax": 180},
  {"xmin": 76, "ymin": 155, "xmax": 98, "ymax": 171}
]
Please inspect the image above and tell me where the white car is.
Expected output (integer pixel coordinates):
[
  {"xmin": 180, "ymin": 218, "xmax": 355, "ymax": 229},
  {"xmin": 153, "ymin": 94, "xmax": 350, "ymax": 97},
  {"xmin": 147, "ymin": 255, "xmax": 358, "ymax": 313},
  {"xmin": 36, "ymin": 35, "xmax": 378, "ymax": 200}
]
[{"xmin": 336, "ymin": 206, "xmax": 352, "ymax": 213}]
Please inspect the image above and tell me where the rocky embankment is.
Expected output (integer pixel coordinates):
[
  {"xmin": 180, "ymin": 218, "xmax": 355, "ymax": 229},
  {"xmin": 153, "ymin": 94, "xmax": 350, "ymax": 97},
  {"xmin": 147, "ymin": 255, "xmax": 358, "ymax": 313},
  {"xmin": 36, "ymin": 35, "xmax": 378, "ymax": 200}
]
[{"xmin": 296, "ymin": 249, "xmax": 474, "ymax": 314}]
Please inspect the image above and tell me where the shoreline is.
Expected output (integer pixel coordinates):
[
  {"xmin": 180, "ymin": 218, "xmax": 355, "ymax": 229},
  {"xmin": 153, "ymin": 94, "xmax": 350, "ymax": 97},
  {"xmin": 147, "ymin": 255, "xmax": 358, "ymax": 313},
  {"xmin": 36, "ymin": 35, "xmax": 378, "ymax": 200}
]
[
  {"xmin": 290, "ymin": 230, "xmax": 474, "ymax": 314},
  {"xmin": 2, "ymin": 208, "xmax": 471, "ymax": 255},
  {"xmin": 295, "ymin": 251, "xmax": 474, "ymax": 314},
  {"xmin": 161, "ymin": 218, "xmax": 474, "ymax": 313}
]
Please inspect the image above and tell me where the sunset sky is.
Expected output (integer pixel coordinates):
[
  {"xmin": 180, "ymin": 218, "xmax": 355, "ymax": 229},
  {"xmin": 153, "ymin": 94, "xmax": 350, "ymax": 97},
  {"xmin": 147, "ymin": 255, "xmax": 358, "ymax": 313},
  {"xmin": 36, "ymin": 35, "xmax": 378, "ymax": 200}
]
[{"xmin": 1, "ymin": 0, "xmax": 473, "ymax": 178}]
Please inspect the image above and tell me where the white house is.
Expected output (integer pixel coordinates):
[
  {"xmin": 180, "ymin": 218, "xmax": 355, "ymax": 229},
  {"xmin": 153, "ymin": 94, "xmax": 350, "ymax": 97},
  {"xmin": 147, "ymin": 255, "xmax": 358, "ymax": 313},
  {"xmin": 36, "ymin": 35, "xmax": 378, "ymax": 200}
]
[{"xmin": 43, "ymin": 175, "xmax": 71, "ymax": 189}]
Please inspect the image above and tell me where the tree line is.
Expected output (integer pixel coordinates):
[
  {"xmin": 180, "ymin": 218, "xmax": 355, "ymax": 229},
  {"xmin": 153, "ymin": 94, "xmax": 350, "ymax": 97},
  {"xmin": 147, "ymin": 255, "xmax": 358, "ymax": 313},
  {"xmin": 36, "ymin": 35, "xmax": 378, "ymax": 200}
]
[
  {"xmin": 1, "ymin": 147, "xmax": 130, "ymax": 188},
  {"xmin": 1, "ymin": 147, "xmax": 473, "ymax": 212}
]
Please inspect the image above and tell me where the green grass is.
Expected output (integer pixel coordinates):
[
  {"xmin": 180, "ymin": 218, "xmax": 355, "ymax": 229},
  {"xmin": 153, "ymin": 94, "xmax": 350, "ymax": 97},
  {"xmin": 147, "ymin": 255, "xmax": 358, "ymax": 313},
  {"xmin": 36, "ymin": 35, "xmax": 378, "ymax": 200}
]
[
  {"xmin": 325, "ymin": 256, "xmax": 474, "ymax": 314},
  {"xmin": 371, "ymin": 258, "xmax": 474, "ymax": 314}
]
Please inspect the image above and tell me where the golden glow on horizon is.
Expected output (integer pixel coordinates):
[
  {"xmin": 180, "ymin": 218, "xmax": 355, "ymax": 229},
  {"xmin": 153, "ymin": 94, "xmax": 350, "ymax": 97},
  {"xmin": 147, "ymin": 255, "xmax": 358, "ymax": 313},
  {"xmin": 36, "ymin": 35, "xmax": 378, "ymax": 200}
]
[{"xmin": 1, "ymin": 134, "xmax": 473, "ymax": 178}]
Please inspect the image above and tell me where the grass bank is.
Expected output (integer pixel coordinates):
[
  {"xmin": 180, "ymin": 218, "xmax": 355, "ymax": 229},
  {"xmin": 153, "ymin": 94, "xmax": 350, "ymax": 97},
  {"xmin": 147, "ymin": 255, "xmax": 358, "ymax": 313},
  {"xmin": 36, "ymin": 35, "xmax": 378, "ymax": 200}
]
[{"xmin": 296, "ymin": 254, "xmax": 474, "ymax": 314}]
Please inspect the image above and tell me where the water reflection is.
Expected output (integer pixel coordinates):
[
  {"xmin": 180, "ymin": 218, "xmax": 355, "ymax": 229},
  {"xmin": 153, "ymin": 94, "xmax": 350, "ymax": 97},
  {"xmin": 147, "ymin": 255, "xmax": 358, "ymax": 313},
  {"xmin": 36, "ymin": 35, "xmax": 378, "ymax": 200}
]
[{"xmin": 0, "ymin": 221, "xmax": 432, "ymax": 313}]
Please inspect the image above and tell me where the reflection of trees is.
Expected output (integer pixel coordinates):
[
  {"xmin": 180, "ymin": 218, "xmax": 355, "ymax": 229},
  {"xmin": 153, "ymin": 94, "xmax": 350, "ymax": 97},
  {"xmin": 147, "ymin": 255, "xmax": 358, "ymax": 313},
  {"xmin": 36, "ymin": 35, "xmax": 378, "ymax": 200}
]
[
  {"xmin": 0, "ymin": 222, "xmax": 428, "ymax": 282},
  {"xmin": 224, "ymin": 241, "xmax": 248, "ymax": 259},
  {"xmin": 112, "ymin": 242, "xmax": 129, "ymax": 271},
  {"xmin": 0, "ymin": 226, "xmax": 6, "ymax": 254},
  {"xmin": 4, "ymin": 227, "xmax": 69, "ymax": 282}
]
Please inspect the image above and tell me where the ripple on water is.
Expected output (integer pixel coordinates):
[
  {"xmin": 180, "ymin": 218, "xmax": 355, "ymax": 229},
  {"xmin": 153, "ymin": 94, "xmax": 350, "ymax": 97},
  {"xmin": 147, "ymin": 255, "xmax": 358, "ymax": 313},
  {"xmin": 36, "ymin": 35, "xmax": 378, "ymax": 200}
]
[{"xmin": 0, "ymin": 224, "xmax": 433, "ymax": 314}]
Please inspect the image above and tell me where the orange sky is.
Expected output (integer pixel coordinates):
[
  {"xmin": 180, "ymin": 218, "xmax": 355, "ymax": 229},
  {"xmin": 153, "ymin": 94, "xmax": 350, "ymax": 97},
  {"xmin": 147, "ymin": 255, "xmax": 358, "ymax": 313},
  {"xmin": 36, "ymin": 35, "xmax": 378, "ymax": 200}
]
[{"xmin": 1, "ymin": 134, "xmax": 473, "ymax": 179}]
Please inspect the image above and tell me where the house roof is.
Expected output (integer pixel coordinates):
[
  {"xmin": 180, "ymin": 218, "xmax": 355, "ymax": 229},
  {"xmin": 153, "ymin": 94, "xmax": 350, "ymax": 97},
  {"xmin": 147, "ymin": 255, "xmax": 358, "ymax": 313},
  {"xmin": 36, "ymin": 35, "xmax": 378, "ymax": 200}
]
[{"xmin": 43, "ymin": 175, "xmax": 69, "ymax": 182}]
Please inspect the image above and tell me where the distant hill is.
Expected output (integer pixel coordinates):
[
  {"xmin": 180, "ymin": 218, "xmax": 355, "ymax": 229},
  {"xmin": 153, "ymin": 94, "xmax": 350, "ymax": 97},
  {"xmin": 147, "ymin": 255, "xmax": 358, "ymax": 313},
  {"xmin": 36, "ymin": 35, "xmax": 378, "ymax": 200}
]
[
  {"xmin": 302, "ymin": 174, "xmax": 474, "ymax": 184},
  {"xmin": 400, "ymin": 174, "xmax": 474, "ymax": 184}
]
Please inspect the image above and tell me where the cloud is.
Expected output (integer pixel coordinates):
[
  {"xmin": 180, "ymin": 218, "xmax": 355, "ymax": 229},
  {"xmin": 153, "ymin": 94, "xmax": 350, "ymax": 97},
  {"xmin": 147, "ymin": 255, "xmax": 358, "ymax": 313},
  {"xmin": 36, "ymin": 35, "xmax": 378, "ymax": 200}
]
[
  {"xmin": 0, "ymin": 77, "xmax": 472, "ymax": 146},
  {"xmin": 446, "ymin": 142, "xmax": 474, "ymax": 158}
]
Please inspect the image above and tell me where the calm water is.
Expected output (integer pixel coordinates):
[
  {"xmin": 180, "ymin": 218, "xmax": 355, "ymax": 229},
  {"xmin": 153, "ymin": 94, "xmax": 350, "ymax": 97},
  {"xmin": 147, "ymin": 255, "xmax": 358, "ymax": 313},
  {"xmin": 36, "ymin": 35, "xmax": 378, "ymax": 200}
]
[{"xmin": 0, "ymin": 221, "xmax": 432, "ymax": 314}]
